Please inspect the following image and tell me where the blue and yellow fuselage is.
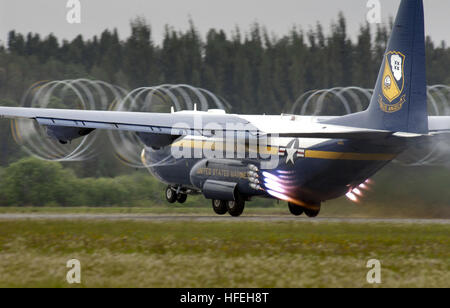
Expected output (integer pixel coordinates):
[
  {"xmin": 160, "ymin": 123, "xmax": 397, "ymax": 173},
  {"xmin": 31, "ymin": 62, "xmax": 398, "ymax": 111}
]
[{"xmin": 144, "ymin": 136, "xmax": 406, "ymax": 205}]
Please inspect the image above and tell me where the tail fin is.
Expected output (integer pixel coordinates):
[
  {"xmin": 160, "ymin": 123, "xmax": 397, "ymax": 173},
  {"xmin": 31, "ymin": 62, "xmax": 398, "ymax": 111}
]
[{"xmin": 326, "ymin": 0, "xmax": 428, "ymax": 134}]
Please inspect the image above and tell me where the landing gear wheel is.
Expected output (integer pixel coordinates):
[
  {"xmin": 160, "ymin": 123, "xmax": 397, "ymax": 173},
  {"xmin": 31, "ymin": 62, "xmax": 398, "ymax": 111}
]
[
  {"xmin": 288, "ymin": 203, "xmax": 304, "ymax": 216},
  {"xmin": 165, "ymin": 186, "xmax": 177, "ymax": 204},
  {"xmin": 227, "ymin": 194, "xmax": 245, "ymax": 217},
  {"xmin": 177, "ymin": 194, "xmax": 187, "ymax": 204},
  {"xmin": 212, "ymin": 199, "xmax": 228, "ymax": 215},
  {"xmin": 304, "ymin": 208, "xmax": 320, "ymax": 218}
]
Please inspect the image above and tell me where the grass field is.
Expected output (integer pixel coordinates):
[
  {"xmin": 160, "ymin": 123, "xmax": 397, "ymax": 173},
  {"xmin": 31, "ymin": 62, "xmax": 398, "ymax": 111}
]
[{"xmin": 0, "ymin": 218, "xmax": 448, "ymax": 288}]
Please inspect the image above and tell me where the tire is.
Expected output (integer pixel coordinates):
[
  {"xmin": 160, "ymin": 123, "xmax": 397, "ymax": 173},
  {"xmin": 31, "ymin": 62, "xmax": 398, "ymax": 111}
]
[
  {"xmin": 227, "ymin": 194, "xmax": 245, "ymax": 217},
  {"xmin": 304, "ymin": 208, "xmax": 320, "ymax": 218},
  {"xmin": 177, "ymin": 194, "xmax": 187, "ymax": 204},
  {"xmin": 288, "ymin": 203, "xmax": 304, "ymax": 216},
  {"xmin": 212, "ymin": 199, "xmax": 228, "ymax": 215},
  {"xmin": 165, "ymin": 186, "xmax": 177, "ymax": 203}
]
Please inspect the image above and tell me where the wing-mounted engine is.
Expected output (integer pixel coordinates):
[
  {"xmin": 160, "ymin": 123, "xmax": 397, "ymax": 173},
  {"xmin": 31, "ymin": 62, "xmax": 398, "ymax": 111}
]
[
  {"xmin": 11, "ymin": 79, "xmax": 112, "ymax": 161},
  {"xmin": 107, "ymin": 84, "xmax": 231, "ymax": 168},
  {"xmin": 136, "ymin": 132, "xmax": 180, "ymax": 150},
  {"xmin": 46, "ymin": 126, "xmax": 95, "ymax": 144}
]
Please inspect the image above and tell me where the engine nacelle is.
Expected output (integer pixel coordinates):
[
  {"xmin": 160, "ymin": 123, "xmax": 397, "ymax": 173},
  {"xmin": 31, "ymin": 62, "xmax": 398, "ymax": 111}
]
[
  {"xmin": 46, "ymin": 125, "xmax": 95, "ymax": 144},
  {"xmin": 136, "ymin": 132, "xmax": 180, "ymax": 150}
]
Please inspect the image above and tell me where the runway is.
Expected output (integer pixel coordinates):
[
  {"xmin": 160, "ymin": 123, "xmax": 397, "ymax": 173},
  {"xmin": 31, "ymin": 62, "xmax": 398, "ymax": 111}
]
[{"xmin": 0, "ymin": 213, "xmax": 449, "ymax": 224}]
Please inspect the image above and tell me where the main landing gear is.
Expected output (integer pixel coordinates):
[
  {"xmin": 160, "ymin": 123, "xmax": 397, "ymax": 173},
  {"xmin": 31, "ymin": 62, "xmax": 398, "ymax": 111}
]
[
  {"xmin": 212, "ymin": 199, "xmax": 228, "ymax": 215},
  {"xmin": 212, "ymin": 192, "xmax": 246, "ymax": 217},
  {"xmin": 165, "ymin": 186, "xmax": 188, "ymax": 204},
  {"xmin": 288, "ymin": 202, "xmax": 321, "ymax": 217}
]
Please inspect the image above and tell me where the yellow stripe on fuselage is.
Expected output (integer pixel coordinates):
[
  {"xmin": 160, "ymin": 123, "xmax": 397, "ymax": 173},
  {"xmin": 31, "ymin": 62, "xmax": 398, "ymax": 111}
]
[
  {"xmin": 171, "ymin": 140, "xmax": 279, "ymax": 155},
  {"xmin": 170, "ymin": 140, "xmax": 396, "ymax": 161},
  {"xmin": 304, "ymin": 150, "xmax": 396, "ymax": 161}
]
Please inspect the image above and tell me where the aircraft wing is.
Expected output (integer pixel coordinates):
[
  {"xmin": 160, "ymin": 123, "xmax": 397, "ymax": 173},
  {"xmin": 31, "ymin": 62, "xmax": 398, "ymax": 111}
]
[
  {"xmin": 0, "ymin": 106, "xmax": 448, "ymax": 140},
  {"xmin": 0, "ymin": 106, "xmax": 397, "ymax": 140},
  {"xmin": 0, "ymin": 106, "xmax": 250, "ymax": 136}
]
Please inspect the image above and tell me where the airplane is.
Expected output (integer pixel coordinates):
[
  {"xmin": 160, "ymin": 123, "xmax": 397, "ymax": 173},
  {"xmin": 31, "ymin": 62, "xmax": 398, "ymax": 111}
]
[{"xmin": 0, "ymin": 0, "xmax": 449, "ymax": 217}]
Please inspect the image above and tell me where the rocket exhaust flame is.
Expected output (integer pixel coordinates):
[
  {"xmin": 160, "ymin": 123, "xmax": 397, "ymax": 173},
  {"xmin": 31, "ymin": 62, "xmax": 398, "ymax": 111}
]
[
  {"xmin": 352, "ymin": 188, "xmax": 363, "ymax": 196},
  {"xmin": 262, "ymin": 172, "xmax": 296, "ymax": 186},
  {"xmin": 359, "ymin": 183, "xmax": 369, "ymax": 190},
  {"xmin": 365, "ymin": 179, "xmax": 373, "ymax": 185},
  {"xmin": 262, "ymin": 172, "xmax": 280, "ymax": 182},
  {"xmin": 346, "ymin": 192, "xmax": 358, "ymax": 202},
  {"xmin": 263, "ymin": 182, "xmax": 287, "ymax": 194},
  {"xmin": 261, "ymin": 170, "xmax": 311, "ymax": 207},
  {"xmin": 346, "ymin": 179, "xmax": 374, "ymax": 202},
  {"xmin": 266, "ymin": 189, "xmax": 290, "ymax": 202},
  {"xmin": 276, "ymin": 170, "xmax": 296, "ymax": 175}
]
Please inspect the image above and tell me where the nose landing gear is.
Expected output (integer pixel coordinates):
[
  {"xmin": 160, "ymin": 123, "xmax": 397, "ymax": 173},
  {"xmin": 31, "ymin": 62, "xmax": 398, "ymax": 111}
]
[
  {"xmin": 165, "ymin": 186, "xmax": 178, "ymax": 203},
  {"xmin": 177, "ymin": 193, "xmax": 187, "ymax": 204},
  {"xmin": 165, "ymin": 185, "xmax": 188, "ymax": 204}
]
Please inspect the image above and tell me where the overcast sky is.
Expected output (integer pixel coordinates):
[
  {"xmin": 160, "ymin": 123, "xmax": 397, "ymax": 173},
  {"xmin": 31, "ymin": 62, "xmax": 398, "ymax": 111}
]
[{"xmin": 0, "ymin": 0, "xmax": 448, "ymax": 47}]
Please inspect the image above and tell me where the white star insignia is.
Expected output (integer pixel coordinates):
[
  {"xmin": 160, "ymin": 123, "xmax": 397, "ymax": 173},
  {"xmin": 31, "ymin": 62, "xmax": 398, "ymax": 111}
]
[{"xmin": 285, "ymin": 144, "xmax": 297, "ymax": 164}]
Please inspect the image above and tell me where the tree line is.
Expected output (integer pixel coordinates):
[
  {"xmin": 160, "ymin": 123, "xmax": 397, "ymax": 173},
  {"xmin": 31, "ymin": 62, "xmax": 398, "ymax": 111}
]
[
  {"xmin": 1, "ymin": 15, "xmax": 449, "ymax": 115},
  {"xmin": 0, "ymin": 157, "xmax": 165, "ymax": 207}
]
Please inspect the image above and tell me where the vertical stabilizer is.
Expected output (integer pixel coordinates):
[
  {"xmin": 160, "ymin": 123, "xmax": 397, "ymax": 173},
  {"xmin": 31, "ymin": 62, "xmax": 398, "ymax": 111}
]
[{"xmin": 326, "ymin": 0, "xmax": 428, "ymax": 134}]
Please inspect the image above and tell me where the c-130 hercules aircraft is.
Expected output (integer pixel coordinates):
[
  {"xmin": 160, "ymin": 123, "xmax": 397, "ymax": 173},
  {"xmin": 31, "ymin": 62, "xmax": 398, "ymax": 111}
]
[{"xmin": 0, "ymin": 0, "xmax": 449, "ymax": 217}]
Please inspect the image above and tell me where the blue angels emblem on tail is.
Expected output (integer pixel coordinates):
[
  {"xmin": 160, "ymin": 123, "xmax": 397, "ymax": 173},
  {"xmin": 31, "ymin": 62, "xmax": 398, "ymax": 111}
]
[{"xmin": 380, "ymin": 51, "xmax": 406, "ymax": 113}]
